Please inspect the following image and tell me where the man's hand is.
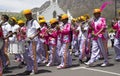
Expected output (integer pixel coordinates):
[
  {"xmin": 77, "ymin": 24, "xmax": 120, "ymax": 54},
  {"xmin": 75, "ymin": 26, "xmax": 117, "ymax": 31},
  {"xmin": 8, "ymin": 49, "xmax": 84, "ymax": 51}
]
[
  {"xmin": 92, "ymin": 33, "xmax": 97, "ymax": 37},
  {"xmin": 56, "ymin": 25, "xmax": 60, "ymax": 30},
  {"xmin": 3, "ymin": 37, "xmax": 7, "ymax": 40},
  {"xmin": 29, "ymin": 36, "xmax": 34, "ymax": 40}
]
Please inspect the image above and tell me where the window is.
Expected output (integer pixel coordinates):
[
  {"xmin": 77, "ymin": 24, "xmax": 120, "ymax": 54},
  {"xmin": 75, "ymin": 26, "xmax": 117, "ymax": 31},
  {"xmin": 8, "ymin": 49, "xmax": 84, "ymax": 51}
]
[{"xmin": 53, "ymin": 11, "xmax": 57, "ymax": 18}]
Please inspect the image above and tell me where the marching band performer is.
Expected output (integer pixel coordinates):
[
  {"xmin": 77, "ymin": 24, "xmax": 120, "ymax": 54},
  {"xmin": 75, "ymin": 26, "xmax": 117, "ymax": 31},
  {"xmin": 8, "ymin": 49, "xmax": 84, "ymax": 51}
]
[
  {"xmin": 57, "ymin": 14, "xmax": 72, "ymax": 69},
  {"xmin": 46, "ymin": 18, "xmax": 60, "ymax": 66},
  {"xmin": 56, "ymin": 14, "xmax": 63, "ymax": 57},
  {"xmin": 71, "ymin": 18, "xmax": 79, "ymax": 56},
  {"xmin": 9, "ymin": 17, "xmax": 20, "ymax": 62},
  {"xmin": 112, "ymin": 13, "xmax": 120, "ymax": 61},
  {"xmin": 22, "ymin": 9, "xmax": 40, "ymax": 75},
  {"xmin": 38, "ymin": 19, "xmax": 49, "ymax": 63},
  {"xmin": 17, "ymin": 20, "xmax": 27, "ymax": 68},
  {"xmin": 0, "ymin": 22, "xmax": 4, "ymax": 75},
  {"xmin": 85, "ymin": 8, "xmax": 109, "ymax": 67},
  {"xmin": 77, "ymin": 16, "xmax": 89, "ymax": 63},
  {"xmin": 1, "ymin": 15, "xmax": 12, "ymax": 71},
  {"xmin": 84, "ymin": 14, "xmax": 92, "ymax": 62}
]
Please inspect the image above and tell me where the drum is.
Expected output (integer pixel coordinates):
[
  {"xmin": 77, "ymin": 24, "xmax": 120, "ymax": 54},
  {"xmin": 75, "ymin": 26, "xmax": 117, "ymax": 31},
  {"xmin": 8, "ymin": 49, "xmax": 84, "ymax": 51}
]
[
  {"xmin": 8, "ymin": 41, "xmax": 25, "ymax": 54},
  {"xmin": 0, "ymin": 38, "xmax": 4, "ymax": 50}
]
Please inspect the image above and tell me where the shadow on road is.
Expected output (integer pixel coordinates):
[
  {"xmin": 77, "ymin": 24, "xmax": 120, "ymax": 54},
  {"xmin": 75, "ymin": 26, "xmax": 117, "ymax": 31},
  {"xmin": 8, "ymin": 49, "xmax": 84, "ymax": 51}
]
[
  {"xmin": 9, "ymin": 69, "xmax": 52, "ymax": 76},
  {"xmin": 70, "ymin": 64, "xmax": 80, "ymax": 68},
  {"xmin": 85, "ymin": 63, "xmax": 114, "ymax": 68},
  {"xmin": 8, "ymin": 66, "xmax": 19, "ymax": 70}
]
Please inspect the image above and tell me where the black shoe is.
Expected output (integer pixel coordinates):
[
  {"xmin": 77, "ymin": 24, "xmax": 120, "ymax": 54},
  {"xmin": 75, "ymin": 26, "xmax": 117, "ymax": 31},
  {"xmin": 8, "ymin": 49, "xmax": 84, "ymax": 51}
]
[
  {"xmin": 99, "ymin": 57, "xmax": 104, "ymax": 60},
  {"xmin": 18, "ymin": 62, "xmax": 26, "ymax": 68},
  {"xmin": 115, "ymin": 59, "xmax": 120, "ymax": 62},
  {"xmin": 21, "ymin": 70, "xmax": 32, "ymax": 75},
  {"xmin": 3, "ymin": 65, "xmax": 12, "ymax": 74},
  {"xmin": 85, "ymin": 57, "xmax": 90, "ymax": 62},
  {"xmin": 3, "ymin": 64, "xmax": 9, "ymax": 71},
  {"xmin": 79, "ymin": 59, "xmax": 83, "ymax": 64}
]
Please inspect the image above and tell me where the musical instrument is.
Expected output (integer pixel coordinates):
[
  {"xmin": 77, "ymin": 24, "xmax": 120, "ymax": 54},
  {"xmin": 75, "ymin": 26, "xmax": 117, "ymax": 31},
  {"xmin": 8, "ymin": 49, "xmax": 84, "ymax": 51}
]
[
  {"xmin": 0, "ymin": 38, "xmax": 4, "ymax": 50},
  {"xmin": 8, "ymin": 41, "xmax": 25, "ymax": 54},
  {"xmin": 0, "ymin": 26, "xmax": 4, "ymax": 50}
]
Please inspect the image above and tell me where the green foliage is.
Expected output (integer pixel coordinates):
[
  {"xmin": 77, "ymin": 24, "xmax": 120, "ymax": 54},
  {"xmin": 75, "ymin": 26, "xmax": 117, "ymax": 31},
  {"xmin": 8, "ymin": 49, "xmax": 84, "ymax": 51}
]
[
  {"xmin": 106, "ymin": 20, "xmax": 115, "ymax": 33},
  {"xmin": 0, "ymin": 12, "xmax": 26, "ymax": 22},
  {"xmin": 9, "ymin": 13, "xmax": 26, "ymax": 21}
]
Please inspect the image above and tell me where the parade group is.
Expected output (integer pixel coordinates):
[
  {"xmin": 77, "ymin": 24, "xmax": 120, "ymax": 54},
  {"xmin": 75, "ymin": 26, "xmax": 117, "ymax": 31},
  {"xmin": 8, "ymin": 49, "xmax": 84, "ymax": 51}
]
[{"xmin": 0, "ymin": 8, "xmax": 120, "ymax": 75}]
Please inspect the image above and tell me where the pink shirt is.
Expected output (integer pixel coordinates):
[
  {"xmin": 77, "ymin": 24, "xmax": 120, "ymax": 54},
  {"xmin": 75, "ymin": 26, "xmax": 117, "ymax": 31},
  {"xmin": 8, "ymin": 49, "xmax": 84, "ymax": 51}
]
[
  {"xmin": 0, "ymin": 27, "xmax": 3, "ymax": 38},
  {"xmin": 72, "ymin": 25, "xmax": 79, "ymax": 39},
  {"xmin": 48, "ymin": 28, "xmax": 57, "ymax": 46},
  {"xmin": 87, "ymin": 28, "xmax": 92, "ymax": 39},
  {"xmin": 112, "ymin": 21, "xmax": 120, "ymax": 38},
  {"xmin": 17, "ymin": 26, "xmax": 27, "ymax": 41},
  {"xmin": 39, "ymin": 26, "xmax": 49, "ymax": 44},
  {"xmin": 91, "ymin": 17, "xmax": 106, "ymax": 40},
  {"xmin": 61, "ymin": 23, "xmax": 71, "ymax": 43}
]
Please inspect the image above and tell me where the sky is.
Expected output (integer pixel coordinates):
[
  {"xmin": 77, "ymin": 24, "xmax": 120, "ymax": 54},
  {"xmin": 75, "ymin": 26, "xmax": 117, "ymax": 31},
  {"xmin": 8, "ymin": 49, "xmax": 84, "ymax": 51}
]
[{"xmin": 0, "ymin": 0, "xmax": 48, "ymax": 12}]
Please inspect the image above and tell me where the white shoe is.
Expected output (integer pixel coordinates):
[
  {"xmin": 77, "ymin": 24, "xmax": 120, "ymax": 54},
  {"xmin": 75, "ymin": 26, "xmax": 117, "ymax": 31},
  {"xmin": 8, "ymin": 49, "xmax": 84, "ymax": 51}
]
[
  {"xmin": 42, "ymin": 60, "xmax": 48, "ymax": 64},
  {"xmin": 115, "ymin": 57, "xmax": 120, "ymax": 61},
  {"xmin": 46, "ymin": 63, "xmax": 51, "ymax": 67},
  {"xmin": 84, "ymin": 62, "xmax": 93, "ymax": 66},
  {"xmin": 30, "ymin": 71, "xmax": 35, "ymax": 75},
  {"xmin": 30, "ymin": 70, "xmax": 38, "ymax": 75},
  {"xmin": 101, "ymin": 63, "xmax": 109, "ymax": 67}
]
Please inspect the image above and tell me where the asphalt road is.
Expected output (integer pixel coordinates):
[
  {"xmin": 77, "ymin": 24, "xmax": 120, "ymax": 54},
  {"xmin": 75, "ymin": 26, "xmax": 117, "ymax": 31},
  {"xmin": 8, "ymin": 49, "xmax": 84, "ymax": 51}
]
[{"xmin": 2, "ymin": 47, "xmax": 120, "ymax": 76}]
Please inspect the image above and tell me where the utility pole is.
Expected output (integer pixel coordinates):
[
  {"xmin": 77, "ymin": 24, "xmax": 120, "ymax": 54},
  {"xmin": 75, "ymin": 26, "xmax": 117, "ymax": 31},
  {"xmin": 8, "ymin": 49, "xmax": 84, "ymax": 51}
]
[
  {"xmin": 115, "ymin": 0, "xmax": 120, "ymax": 17},
  {"xmin": 115, "ymin": 0, "xmax": 117, "ymax": 17}
]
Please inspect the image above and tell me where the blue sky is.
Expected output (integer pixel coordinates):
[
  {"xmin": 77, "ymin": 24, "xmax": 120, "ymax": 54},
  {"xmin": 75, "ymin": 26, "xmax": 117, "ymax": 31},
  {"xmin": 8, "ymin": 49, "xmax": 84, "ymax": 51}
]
[{"xmin": 0, "ymin": 0, "xmax": 48, "ymax": 12}]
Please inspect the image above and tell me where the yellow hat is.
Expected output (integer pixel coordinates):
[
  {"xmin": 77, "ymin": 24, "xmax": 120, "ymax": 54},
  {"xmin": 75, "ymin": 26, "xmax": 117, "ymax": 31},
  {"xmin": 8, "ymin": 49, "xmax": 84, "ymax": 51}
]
[
  {"xmin": 23, "ymin": 9, "xmax": 32, "ymax": 15},
  {"xmin": 84, "ymin": 14, "xmax": 90, "ymax": 19},
  {"xmin": 77, "ymin": 17, "xmax": 80, "ymax": 20},
  {"xmin": 93, "ymin": 8, "xmax": 101, "ymax": 14},
  {"xmin": 39, "ymin": 19, "xmax": 46, "ymax": 24},
  {"xmin": 72, "ymin": 18, "xmax": 76, "ymax": 22},
  {"xmin": 80, "ymin": 16, "xmax": 86, "ymax": 21},
  {"xmin": 50, "ymin": 18, "xmax": 58, "ymax": 25},
  {"xmin": 118, "ymin": 10, "xmax": 120, "ymax": 13},
  {"xmin": 39, "ymin": 16, "xmax": 44, "ymax": 20},
  {"xmin": 18, "ymin": 20, "xmax": 24, "ymax": 25},
  {"xmin": 11, "ymin": 17, "xmax": 17, "ymax": 22},
  {"xmin": 61, "ymin": 14, "xmax": 68, "ymax": 20},
  {"xmin": 75, "ymin": 18, "xmax": 79, "ymax": 22}
]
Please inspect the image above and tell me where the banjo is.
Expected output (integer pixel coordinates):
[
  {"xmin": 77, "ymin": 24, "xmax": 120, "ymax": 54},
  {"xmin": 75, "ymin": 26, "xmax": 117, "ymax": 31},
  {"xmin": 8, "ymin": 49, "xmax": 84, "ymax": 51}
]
[
  {"xmin": 0, "ymin": 38, "xmax": 4, "ymax": 50},
  {"xmin": 0, "ymin": 27, "xmax": 4, "ymax": 50}
]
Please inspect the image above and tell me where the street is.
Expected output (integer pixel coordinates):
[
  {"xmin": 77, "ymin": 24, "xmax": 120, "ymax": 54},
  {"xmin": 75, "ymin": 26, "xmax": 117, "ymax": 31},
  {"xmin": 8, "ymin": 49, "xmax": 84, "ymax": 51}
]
[{"xmin": 3, "ymin": 47, "xmax": 120, "ymax": 76}]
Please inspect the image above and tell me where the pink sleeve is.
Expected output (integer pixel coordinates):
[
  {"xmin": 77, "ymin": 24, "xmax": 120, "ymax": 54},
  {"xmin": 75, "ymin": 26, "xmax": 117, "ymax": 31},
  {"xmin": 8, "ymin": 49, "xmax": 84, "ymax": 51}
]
[
  {"xmin": 118, "ymin": 28, "xmax": 120, "ymax": 33},
  {"xmin": 61, "ymin": 23, "xmax": 71, "ymax": 34},
  {"xmin": 88, "ymin": 28, "xmax": 92, "ymax": 33},
  {"xmin": 42, "ymin": 28, "xmax": 48, "ymax": 37},
  {"xmin": 21, "ymin": 27, "xmax": 27, "ymax": 33},
  {"xmin": 101, "ymin": 18, "xmax": 106, "ymax": 28},
  {"xmin": 90, "ymin": 21, "xmax": 95, "ymax": 29},
  {"xmin": 57, "ymin": 30, "xmax": 61, "ymax": 34},
  {"xmin": 112, "ymin": 23, "xmax": 118, "ymax": 31},
  {"xmin": 49, "ymin": 31, "xmax": 57, "ymax": 38}
]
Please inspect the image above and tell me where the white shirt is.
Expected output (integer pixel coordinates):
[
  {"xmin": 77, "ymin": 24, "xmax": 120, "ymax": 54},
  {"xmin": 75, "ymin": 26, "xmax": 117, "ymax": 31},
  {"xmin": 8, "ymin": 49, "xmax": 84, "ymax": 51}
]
[
  {"xmin": 118, "ymin": 20, "xmax": 120, "ymax": 28},
  {"xmin": 77, "ymin": 26, "xmax": 82, "ymax": 39},
  {"xmin": 109, "ymin": 32, "xmax": 115, "ymax": 39},
  {"xmin": 26, "ymin": 20, "xmax": 40, "ymax": 39},
  {"xmin": 82, "ymin": 23, "xmax": 89, "ymax": 39},
  {"xmin": 2, "ymin": 22, "xmax": 12, "ymax": 37},
  {"xmin": 77, "ymin": 24, "xmax": 88, "ymax": 40},
  {"xmin": 9, "ymin": 24, "xmax": 20, "ymax": 41},
  {"xmin": 12, "ymin": 24, "xmax": 20, "ymax": 33}
]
